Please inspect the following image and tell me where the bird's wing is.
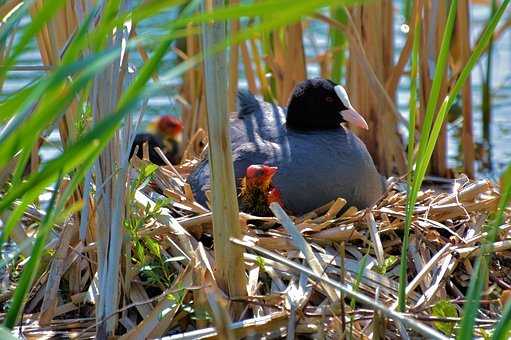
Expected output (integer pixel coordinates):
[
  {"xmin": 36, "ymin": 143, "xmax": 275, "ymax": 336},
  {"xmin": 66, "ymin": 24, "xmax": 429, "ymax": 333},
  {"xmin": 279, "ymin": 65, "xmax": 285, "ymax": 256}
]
[
  {"xmin": 231, "ymin": 90, "xmax": 287, "ymax": 145},
  {"xmin": 237, "ymin": 89, "xmax": 262, "ymax": 119}
]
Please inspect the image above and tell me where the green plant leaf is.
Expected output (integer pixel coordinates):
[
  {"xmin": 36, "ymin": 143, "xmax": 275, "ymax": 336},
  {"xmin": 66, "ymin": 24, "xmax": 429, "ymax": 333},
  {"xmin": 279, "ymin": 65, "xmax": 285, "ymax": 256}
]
[
  {"xmin": 374, "ymin": 255, "xmax": 398, "ymax": 275},
  {"xmin": 432, "ymin": 299, "xmax": 458, "ymax": 336},
  {"xmin": 3, "ymin": 176, "xmax": 62, "ymax": 329},
  {"xmin": 145, "ymin": 237, "xmax": 161, "ymax": 259}
]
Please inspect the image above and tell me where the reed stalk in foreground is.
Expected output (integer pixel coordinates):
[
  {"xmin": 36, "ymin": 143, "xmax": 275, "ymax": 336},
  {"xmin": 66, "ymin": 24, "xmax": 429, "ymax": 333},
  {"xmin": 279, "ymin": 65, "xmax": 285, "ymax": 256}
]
[{"xmin": 200, "ymin": 0, "xmax": 247, "ymax": 318}]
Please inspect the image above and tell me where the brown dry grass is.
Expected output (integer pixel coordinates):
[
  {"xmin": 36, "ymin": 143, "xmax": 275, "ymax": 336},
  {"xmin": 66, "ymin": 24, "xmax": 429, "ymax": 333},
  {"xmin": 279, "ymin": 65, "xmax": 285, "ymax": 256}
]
[{"xmin": 2, "ymin": 145, "xmax": 510, "ymax": 338}]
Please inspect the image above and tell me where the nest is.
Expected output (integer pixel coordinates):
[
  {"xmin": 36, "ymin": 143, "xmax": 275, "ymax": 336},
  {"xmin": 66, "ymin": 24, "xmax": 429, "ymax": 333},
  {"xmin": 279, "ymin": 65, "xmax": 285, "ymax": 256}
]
[{"xmin": 2, "ymin": 139, "xmax": 510, "ymax": 339}]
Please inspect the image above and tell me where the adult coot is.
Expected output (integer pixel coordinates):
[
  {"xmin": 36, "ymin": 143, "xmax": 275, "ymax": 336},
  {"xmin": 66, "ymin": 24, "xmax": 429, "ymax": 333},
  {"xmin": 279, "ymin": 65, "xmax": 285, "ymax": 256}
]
[
  {"xmin": 130, "ymin": 115, "xmax": 183, "ymax": 165},
  {"xmin": 188, "ymin": 78, "xmax": 385, "ymax": 215}
]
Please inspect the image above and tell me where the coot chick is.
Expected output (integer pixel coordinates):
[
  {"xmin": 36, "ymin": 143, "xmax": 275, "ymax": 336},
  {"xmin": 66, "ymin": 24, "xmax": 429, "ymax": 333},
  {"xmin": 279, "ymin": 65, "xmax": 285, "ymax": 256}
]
[
  {"xmin": 130, "ymin": 115, "xmax": 183, "ymax": 165},
  {"xmin": 239, "ymin": 164, "xmax": 283, "ymax": 216},
  {"xmin": 188, "ymin": 78, "xmax": 385, "ymax": 214}
]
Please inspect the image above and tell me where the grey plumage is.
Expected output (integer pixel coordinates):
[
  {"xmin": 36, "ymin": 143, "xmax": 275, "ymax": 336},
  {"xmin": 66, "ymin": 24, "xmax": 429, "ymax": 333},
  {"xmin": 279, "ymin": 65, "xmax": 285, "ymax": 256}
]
[{"xmin": 187, "ymin": 89, "xmax": 385, "ymax": 215}]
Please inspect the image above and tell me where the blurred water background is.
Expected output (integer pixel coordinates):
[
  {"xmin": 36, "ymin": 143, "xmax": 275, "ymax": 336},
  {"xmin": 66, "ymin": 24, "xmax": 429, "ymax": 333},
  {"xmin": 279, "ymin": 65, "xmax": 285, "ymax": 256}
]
[{"xmin": 1, "ymin": 3, "xmax": 510, "ymax": 179}]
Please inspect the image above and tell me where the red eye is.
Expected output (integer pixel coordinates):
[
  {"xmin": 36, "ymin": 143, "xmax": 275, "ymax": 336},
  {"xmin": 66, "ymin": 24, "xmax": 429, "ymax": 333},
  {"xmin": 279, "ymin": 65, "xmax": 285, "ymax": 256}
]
[{"xmin": 325, "ymin": 96, "xmax": 334, "ymax": 102}]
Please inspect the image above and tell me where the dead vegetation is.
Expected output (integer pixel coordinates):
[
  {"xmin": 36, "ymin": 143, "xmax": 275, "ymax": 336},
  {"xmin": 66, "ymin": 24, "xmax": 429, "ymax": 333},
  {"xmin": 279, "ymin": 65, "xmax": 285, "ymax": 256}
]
[{"xmin": 1, "ymin": 146, "xmax": 510, "ymax": 339}]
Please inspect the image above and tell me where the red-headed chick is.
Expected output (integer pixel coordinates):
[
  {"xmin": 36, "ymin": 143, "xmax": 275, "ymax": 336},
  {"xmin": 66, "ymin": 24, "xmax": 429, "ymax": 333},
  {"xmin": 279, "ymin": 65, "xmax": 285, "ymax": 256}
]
[
  {"xmin": 130, "ymin": 115, "xmax": 184, "ymax": 165},
  {"xmin": 239, "ymin": 164, "xmax": 282, "ymax": 216}
]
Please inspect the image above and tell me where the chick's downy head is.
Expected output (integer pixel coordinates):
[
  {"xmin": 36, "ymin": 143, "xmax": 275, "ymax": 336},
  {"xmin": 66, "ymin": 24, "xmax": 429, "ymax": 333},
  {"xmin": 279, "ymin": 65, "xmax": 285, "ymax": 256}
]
[
  {"xmin": 149, "ymin": 115, "xmax": 183, "ymax": 140},
  {"xmin": 240, "ymin": 164, "xmax": 281, "ymax": 217},
  {"xmin": 245, "ymin": 164, "xmax": 278, "ymax": 188}
]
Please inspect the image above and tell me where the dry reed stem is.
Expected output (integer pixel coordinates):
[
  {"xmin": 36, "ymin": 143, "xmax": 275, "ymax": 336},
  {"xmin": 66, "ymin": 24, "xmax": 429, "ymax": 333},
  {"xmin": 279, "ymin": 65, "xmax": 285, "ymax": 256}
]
[
  {"xmin": 249, "ymin": 37, "xmax": 272, "ymax": 98},
  {"xmin": 265, "ymin": 23, "xmax": 307, "ymax": 105},
  {"xmin": 386, "ymin": 0, "xmax": 417, "ymax": 94},
  {"xmin": 239, "ymin": 39, "xmax": 258, "ymax": 93},
  {"xmin": 201, "ymin": 1, "xmax": 247, "ymax": 318},
  {"xmin": 9, "ymin": 164, "xmax": 509, "ymax": 338},
  {"xmin": 39, "ymin": 221, "xmax": 78, "ymax": 325}
]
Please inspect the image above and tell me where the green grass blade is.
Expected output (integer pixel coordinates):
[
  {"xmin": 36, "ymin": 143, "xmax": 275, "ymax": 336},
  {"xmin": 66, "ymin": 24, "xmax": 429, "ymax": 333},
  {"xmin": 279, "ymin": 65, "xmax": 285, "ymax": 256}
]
[
  {"xmin": 0, "ymin": 49, "xmax": 120, "ymax": 168},
  {"xmin": 0, "ymin": 1, "xmax": 27, "ymax": 48},
  {"xmin": 456, "ymin": 257, "xmax": 489, "ymax": 340},
  {"xmin": 399, "ymin": 14, "xmax": 421, "ymax": 314},
  {"xmin": 399, "ymin": 0, "xmax": 509, "ymax": 313},
  {"xmin": 349, "ymin": 253, "xmax": 369, "ymax": 338},
  {"xmin": 493, "ymin": 300, "xmax": 511, "ymax": 340},
  {"xmin": 407, "ymin": 10, "xmax": 421, "ymax": 174},
  {"xmin": 398, "ymin": 0, "xmax": 458, "ymax": 312},
  {"xmin": 0, "ymin": 81, "xmax": 40, "ymax": 122},
  {"xmin": 457, "ymin": 165, "xmax": 511, "ymax": 339},
  {"xmin": 403, "ymin": 0, "xmax": 412, "ymax": 21},
  {"xmin": 418, "ymin": 0, "xmax": 510, "ymax": 191},
  {"xmin": 3, "ymin": 176, "xmax": 62, "ymax": 329},
  {"xmin": 11, "ymin": 146, "xmax": 32, "ymax": 185},
  {"xmin": 0, "ymin": 25, "xmax": 181, "ymax": 239},
  {"xmin": 0, "ymin": 199, "xmax": 31, "ymax": 247},
  {"xmin": 117, "ymin": 37, "xmax": 174, "ymax": 112},
  {"xmin": 160, "ymin": 0, "xmax": 364, "ymax": 32},
  {"xmin": 482, "ymin": 0, "xmax": 497, "ymax": 154},
  {"xmin": 414, "ymin": 0, "xmax": 458, "ymax": 177},
  {"xmin": 0, "ymin": 0, "xmax": 66, "ymax": 81}
]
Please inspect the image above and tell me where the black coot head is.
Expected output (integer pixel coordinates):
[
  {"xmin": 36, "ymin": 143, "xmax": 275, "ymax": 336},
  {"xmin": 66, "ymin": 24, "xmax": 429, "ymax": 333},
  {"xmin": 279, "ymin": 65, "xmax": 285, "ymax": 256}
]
[{"xmin": 286, "ymin": 78, "xmax": 368, "ymax": 131}]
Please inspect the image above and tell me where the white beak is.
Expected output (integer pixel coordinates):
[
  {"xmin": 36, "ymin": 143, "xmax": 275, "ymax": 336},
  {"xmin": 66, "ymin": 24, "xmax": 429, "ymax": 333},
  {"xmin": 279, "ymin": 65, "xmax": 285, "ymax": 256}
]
[
  {"xmin": 340, "ymin": 109, "xmax": 369, "ymax": 130},
  {"xmin": 334, "ymin": 85, "xmax": 369, "ymax": 130}
]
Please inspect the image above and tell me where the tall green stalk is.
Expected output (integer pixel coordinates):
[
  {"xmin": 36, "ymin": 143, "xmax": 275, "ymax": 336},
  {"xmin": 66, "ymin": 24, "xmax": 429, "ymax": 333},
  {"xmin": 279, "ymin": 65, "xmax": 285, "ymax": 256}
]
[
  {"xmin": 493, "ymin": 298, "xmax": 511, "ymax": 339},
  {"xmin": 407, "ymin": 9, "xmax": 421, "ymax": 176},
  {"xmin": 398, "ymin": 0, "xmax": 459, "ymax": 312},
  {"xmin": 398, "ymin": 0, "xmax": 510, "ymax": 313},
  {"xmin": 403, "ymin": 0, "xmax": 413, "ymax": 22},
  {"xmin": 482, "ymin": 0, "xmax": 497, "ymax": 170}
]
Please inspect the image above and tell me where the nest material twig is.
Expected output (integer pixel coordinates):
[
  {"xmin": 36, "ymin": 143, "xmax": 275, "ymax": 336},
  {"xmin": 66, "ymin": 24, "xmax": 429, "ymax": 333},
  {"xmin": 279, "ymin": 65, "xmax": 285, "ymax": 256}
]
[{"xmin": 3, "ymin": 148, "xmax": 510, "ymax": 339}]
